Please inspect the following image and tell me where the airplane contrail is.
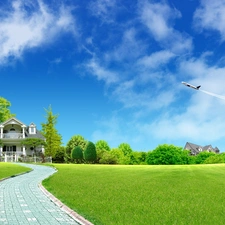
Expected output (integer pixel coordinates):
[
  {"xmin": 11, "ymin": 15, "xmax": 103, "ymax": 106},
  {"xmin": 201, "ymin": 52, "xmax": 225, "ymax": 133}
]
[
  {"xmin": 182, "ymin": 81, "xmax": 225, "ymax": 100},
  {"xmin": 200, "ymin": 90, "xmax": 225, "ymax": 100}
]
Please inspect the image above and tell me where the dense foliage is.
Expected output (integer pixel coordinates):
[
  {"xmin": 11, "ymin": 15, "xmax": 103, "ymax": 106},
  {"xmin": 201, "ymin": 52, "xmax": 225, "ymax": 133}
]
[
  {"xmin": 96, "ymin": 140, "xmax": 110, "ymax": 151},
  {"xmin": 0, "ymin": 97, "xmax": 15, "ymax": 123},
  {"xmin": 146, "ymin": 144, "xmax": 190, "ymax": 165},
  {"xmin": 66, "ymin": 135, "xmax": 87, "ymax": 156},
  {"xmin": 53, "ymin": 146, "xmax": 66, "ymax": 163},
  {"xmin": 20, "ymin": 138, "xmax": 45, "ymax": 156}
]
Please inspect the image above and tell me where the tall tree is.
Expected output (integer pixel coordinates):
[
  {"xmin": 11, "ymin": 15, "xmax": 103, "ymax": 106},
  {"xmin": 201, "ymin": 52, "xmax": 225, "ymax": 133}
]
[
  {"xmin": 41, "ymin": 105, "xmax": 62, "ymax": 157},
  {"xmin": 118, "ymin": 143, "xmax": 132, "ymax": 156},
  {"xmin": 0, "ymin": 97, "xmax": 15, "ymax": 123},
  {"xmin": 84, "ymin": 141, "xmax": 97, "ymax": 163},
  {"xmin": 66, "ymin": 135, "xmax": 87, "ymax": 156},
  {"xmin": 146, "ymin": 144, "xmax": 185, "ymax": 165},
  {"xmin": 96, "ymin": 140, "xmax": 111, "ymax": 151}
]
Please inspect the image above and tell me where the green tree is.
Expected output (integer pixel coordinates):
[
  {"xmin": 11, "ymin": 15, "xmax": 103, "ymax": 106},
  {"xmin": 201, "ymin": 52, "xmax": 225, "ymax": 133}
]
[
  {"xmin": 146, "ymin": 144, "xmax": 186, "ymax": 165},
  {"xmin": 110, "ymin": 148, "xmax": 130, "ymax": 165},
  {"xmin": 21, "ymin": 138, "xmax": 45, "ymax": 156},
  {"xmin": 95, "ymin": 141, "xmax": 111, "ymax": 163},
  {"xmin": 53, "ymin": 146, "xmax": 66, "ymax": 163},
  {"xmin": 41, "ymin": 105, "xmax": 62, "ymax": 157},
  {"xmin": 195, "ymin": 151, "xmax": 216, "ymax": 164},
  {"xmin": 71, "ymin": 146, "xmax": 83, "ymax": 163},
  {"xmin": 118, "ymin": 143, "xmax": 132, "ymax": 156},
  {"xmin": 99, "ymin": 151, "xmax": 117, "ymax": 164},
  {"xmin": 180, "ymin": 150, "xmax": 196, "ymax": 164},
  {"xmin": 84, "ymin": 141, "xmax": 97, "ymax": 163},
  {"xmin": 96, "ymin": 140, "xmax": 111, "ymax": 151},
  {"xmin": 204, "ymin": 154, "xmax": 224, "ymax": 164},
  {"xmin": 129, "ymin": 151, "xmax": 147, "ymax": 165},
  {"xmin": 66, "ymin": 135, "xmax": 87, "ymax": 156},
  {"xmin": 0, "ymin": 97, "xmax": 15, "ymax": 123}
]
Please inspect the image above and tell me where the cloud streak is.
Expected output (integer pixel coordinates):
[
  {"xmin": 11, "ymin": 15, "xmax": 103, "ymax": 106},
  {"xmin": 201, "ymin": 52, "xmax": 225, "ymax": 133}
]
[
  {"xmin": 0, "ymin": 0, "xmax": 76, "ymax": 64},
  {"xmin": 194, "ymin": 0, "xmax": 225, "ymax": 40},
  {"xmin": 139, "ymin": 0, "xmax": 192, "ymax": 53}
]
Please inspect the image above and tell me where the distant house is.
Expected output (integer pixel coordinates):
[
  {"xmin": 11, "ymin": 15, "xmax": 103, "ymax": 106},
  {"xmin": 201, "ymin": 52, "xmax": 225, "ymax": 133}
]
[
  {"xmin": 184, "ymin": 142, "xmax": 220, "ymax": 155},
  {"xmin": 0, "ymin": 117, "xmax": 45, "ymax": 161}
]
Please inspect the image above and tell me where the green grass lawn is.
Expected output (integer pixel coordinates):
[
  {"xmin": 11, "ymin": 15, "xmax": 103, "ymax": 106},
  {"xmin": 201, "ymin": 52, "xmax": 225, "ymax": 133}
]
[
  {"xmin": 0, "ymin": 163, "xmax": 31, "ymax": 179},
  {"xmin": 42, "ymin": 164, "xmax": 225, "ymax": 225}
]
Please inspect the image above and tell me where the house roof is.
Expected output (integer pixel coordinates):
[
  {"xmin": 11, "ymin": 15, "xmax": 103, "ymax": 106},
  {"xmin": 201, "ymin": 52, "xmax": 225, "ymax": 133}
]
[
  {"xmin": 25, "ymin": 129, "xmax": 45, "ymax": 140},
  {"xmin": 1, "ymin": 117, "xmax": 45, "ymax": 140},
  {"xmin": 184, "ymin": 142, "xmax": 220, "ymax": 154},
  {"xmin": 184, "ymin": 142, "xmax": 202, "ymax": 153},
  {"xmin": 0, "ymin": 117, "xmax": 26, "ymax": 126}
]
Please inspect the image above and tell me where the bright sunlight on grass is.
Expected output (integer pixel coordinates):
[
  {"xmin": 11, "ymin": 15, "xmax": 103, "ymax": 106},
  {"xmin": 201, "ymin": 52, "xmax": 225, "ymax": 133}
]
[
  {"xmin": 43, "ymin": 164, "xmax": 225, "ymax": 225},
  {"xmin": 0, "ymin": 163, "xmax": 31, "ymax": 180}
]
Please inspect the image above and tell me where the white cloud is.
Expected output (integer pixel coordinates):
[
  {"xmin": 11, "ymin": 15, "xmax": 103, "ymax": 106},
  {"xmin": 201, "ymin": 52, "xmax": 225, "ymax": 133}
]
[
  {"xmin": 139, "ymin": 0, "xmax": 192, "ymax": 54},
  {"xmin": 138, "ymin": 50, "xmax": 175, "ymax": 69},
  {"xmin": 105, "ymin": 28, "xmax": 146, "ymax": 62},
  {"xmin": 89, "ymin": 0, "xmax": 117, "ymax": 23},
  {"xmin": 0, "ymin": 0, "xmax": 76, "ymax": 64},
  {"xmin": 194, "ymin": 0, "xmax": 225, "ymax": 40},
  {"xmin": 86, "ymin": 58, "xmax": 119, "ymax": 85}
]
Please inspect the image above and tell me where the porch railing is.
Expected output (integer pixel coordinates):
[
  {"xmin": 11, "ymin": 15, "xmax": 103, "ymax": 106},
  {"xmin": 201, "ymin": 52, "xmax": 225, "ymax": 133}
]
[
  {"xmin": 2, "ymin": 133, "xmax": 23, "ymax": 139},
  {"xmin": 0, "ymin": 155, "xmax": 52, "ymax": 163}
]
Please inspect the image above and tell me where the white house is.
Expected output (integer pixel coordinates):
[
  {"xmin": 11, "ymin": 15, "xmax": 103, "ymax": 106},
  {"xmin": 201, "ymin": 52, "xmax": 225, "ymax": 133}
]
[{"xmin": 0, "ymin": 117, "xmax": 45, "ymax": 161}]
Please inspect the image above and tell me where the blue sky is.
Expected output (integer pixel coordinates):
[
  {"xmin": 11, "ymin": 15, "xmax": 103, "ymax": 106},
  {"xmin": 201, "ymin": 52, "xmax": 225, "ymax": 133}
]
[{"xmin": 1, "ymin": 0, "xmax": 225, "ymax": 152}]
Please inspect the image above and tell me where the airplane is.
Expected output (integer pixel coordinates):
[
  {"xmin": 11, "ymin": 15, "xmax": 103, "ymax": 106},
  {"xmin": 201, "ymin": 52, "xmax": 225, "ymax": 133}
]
[{"xmin": 181, "ymin": 81, "xmax": 201, "ymax": 90}]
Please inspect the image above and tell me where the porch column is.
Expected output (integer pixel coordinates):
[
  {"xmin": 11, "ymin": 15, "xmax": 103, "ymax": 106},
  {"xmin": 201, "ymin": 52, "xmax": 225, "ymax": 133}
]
[
  {"xmin": 0, "ymin": 125, "xmax": 3, "ymax": 138},
  {"xmin": 22, "ymin": 125, "xmax": 26, "ymax": 138},
  {"xmin": 22, "ymin": 146, "xmax": 26, "ymax": 156},
  {"xmin": 41, "ymin": 145, "xmax": 45, "ymax": 154}
]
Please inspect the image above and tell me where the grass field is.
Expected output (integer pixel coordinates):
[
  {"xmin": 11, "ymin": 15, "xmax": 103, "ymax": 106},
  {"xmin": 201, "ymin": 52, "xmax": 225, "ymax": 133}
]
[
  {"xmin": 42, "ymin": 164, "xmax": 225, "ymax": 225},
  {"xmin": 0, "ymin": 163, "xmax": 31, "ymax": 179}
]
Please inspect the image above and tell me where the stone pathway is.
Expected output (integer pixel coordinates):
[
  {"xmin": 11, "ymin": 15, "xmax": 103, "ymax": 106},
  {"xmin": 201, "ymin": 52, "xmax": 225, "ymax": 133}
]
[{"xmin": 0, "ymin": 163, "xmax": 81, "ymax": 225}]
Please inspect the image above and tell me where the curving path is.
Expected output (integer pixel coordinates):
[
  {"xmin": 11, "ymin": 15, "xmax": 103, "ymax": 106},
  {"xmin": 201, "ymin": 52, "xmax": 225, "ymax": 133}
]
[{"xmin": 0, "ymin": 163, "xmax": 80, "ymax": 225}]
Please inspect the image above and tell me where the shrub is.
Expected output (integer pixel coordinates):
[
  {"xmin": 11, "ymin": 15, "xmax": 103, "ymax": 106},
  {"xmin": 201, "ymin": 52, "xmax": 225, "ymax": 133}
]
[
  {"xmin": 195, "ymin": 152, "xmax": 216, "ymax": 164},
  {"xmin": 84, "ymin": 141, "xmax": 97, "ymax": 163},
  {"xmin": 204, "ymin": 155, "xmax": 224, "ymax": 164},
  {"xmin": 53, "ymin": 146, "xmax": 66, "ymax": 163},
  {"xmin": 66, "ymin": 135, "xmax": 87, "ymax": 156},
  {"xmin": 99, "ymin": 151, "xmax": 117, "ymax": 164},
  {"xmin": 146, "ymin": 144, "xmax": 185, "ymax": 165},
  {"xmin": 71, "ymin": 146, "xmax": 83, "ymax": 163}
]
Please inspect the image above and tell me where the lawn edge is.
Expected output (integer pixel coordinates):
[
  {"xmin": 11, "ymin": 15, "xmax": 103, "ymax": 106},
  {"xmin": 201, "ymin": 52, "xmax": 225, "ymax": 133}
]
[
  {"xmin": 39, "ymin": 183, "xmax": 94, "ymax": 225},
  {"xmin": 0, "ymin": 169, "xmax": 33, "ymax": 182}
]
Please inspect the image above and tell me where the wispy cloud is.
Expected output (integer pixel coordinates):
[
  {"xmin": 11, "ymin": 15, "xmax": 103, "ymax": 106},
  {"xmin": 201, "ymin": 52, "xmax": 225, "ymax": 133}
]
[
  {"xmin": 139, "ymin": 0, "xmax": 192, "ymax": 53},
  {"xmin": 0, "ymin": 0, "xmax": 76, "ymax": 64},
  {"xmin": 86, "ymin": 58, "xmax": 119, "ymax": 85},
  {"xmin": 89, "ymin": 0, "xmax": 117, "ymax": 23},
  {"xmin": 194, "ymin": 0, "xmax": 225, "ymax": 40},
  {"xmin": 138, "ymin": 50, "xmax": 175, "ymax": 69},
  {"xmin": 105, "ymin": 28, "xmax": 147, "ymax": 62}
]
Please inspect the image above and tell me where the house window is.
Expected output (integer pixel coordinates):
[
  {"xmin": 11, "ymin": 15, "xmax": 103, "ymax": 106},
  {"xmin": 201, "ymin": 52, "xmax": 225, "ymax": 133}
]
[{"xmin": 3, "ymin": 146, "xmax": 16, "ymax": 152}]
